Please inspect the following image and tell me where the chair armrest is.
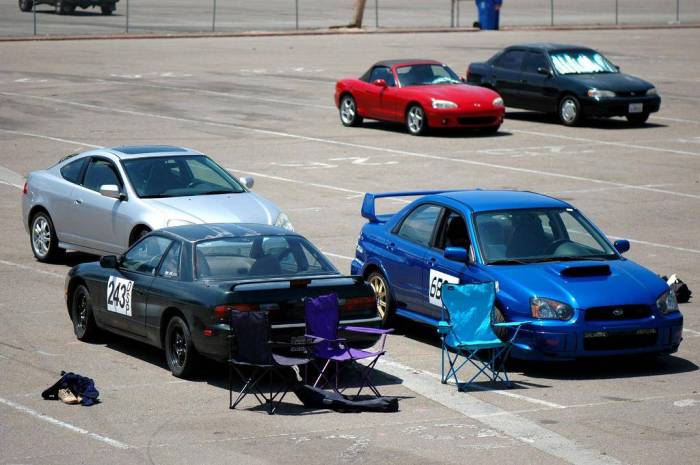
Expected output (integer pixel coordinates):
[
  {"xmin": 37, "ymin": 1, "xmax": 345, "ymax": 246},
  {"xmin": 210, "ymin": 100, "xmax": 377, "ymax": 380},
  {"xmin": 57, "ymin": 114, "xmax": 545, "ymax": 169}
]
[
  {"xmin": 303, "ymin": 334, "xmax": 347, "ymax": 343},
  {"xmin": 339, "ymin": 326, "xmax": 394, "ymax": 335},
  {"xmin": 437, "ymin": 320, "xmax": 452, "ymax": 335},
  {"xmin": 493, "ymin": 321, "xmax": 529, "ymax": 328}
]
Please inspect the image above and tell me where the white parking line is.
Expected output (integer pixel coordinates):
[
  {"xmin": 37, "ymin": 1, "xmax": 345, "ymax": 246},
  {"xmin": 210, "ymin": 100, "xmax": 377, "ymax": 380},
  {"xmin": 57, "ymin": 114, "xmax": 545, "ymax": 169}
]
[
  {"xmin": 322, "ymin": 251, "xmax": 355, "ymax": 261},
  {"xmin": 1, "ymin": 91, "xmax": 699, "ymax": 201},
  {"xmin": 0, "ymin": 259, "xmax": 64, "ymax": 278},
  {"xmin": 0, "ymin": 396, "xmax": 131, "ymax": 449},
  {"xmin": 683, "ymin": 328, "xmax": 700, "ymax": 337},
  {"xmin": 654, "ymin": 116, "xmax": 700, "ymax": 125},
  {"xmin": 0, "ymin": 128, "xmax": 102, "ymax": 149}
]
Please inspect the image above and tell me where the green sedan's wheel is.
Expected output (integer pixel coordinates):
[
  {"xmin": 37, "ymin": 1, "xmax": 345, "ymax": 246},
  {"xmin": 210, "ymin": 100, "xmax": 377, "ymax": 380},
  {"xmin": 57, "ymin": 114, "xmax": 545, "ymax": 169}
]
[
  {"xmin": 558, "ymin": 95, "xmax": 582, "ymax": 126},
  {"xmin": 164, "ymin": 316, "xmax": 199, "ymax": 378},
  {"xmin": 71, "ymin": 284, "xmax": 99, "ymax": 341},
  {"xmin": 367, "ymin": 271, "xmax": 394, "ymax": 326}
]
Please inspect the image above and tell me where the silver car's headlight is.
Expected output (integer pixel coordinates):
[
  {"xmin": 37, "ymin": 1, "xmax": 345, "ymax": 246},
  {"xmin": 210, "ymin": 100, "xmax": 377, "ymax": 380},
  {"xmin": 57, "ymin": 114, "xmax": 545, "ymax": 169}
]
[
  {"xmin": 274, "ymin": 213, "xmax": 294, "ymax": 231},
  {"xmin": 646, "ymin": 87, "xmax": 658, "ymax": 96},
  {"xmin": 530, "ymin": 297, "xmax": 574, "ymax": 321},
  {"xmin": 587, "ymin": 89, "xmax": 616, "ymax": 98},
  {"xmin": 656, "ymin": 290, "xmax": 679, "ymax": 315},
  {"xmin": 167, "ymin": 219, "xmax": 195, "ymax": 227},
  {"xmin": 432, "ymin": 99, "xmax": 458, "ymax": 109},
  {"xmin": 492, "ymin": 97, "xmax": 504, "ymax": 107}
]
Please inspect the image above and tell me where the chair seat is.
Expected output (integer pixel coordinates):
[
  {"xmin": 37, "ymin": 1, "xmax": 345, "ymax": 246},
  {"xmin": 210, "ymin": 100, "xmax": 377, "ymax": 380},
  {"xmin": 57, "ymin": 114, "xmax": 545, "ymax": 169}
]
[
  {"xmin": 316, "ymin": 347, "xmax": 384, "ymax": 362},
  {"xmin": 271, "ymin": 353, "xmax": 312, "ymax": 367},
  {"xmin": 450, "ymin": 339, "xmax": 506, "ymax": 350}
]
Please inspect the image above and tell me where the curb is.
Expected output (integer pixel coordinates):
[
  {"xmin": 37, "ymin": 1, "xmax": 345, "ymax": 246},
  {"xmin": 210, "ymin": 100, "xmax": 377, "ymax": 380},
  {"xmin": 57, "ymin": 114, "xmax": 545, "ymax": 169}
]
[{"xmin": 1, "ymin": 23, "xmax": 698, "ymax": 43}]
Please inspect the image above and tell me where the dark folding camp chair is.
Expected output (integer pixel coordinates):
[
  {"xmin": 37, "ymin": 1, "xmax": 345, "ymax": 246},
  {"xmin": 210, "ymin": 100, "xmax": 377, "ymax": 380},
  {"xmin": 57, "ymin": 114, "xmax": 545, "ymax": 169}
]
[
  {"xmin": 304, "ymin": 293, "xmax": 393, "ymax": 398},
  {"xmin": 438, "ymin": 282, "xmax": 531, "ymax": 391},
  {"xmin": 228, "ymin": 310, "xmax": 316, "ymax": 414}
]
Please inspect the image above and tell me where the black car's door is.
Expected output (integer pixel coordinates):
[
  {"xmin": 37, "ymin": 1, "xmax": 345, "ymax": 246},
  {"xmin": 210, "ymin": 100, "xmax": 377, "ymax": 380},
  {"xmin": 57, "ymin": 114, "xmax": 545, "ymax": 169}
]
[
  {"xmin": 104, "ymin": 235, "xmax": 173, "ymax": 337},
  {"xmin": 382, "ymin": 203, "xmax": 444, "ymax": 314},
  {"xmin": 520, "ymin": 51, "xmax": 557, "ymax": 112},
  {"xmin": 491, "ymin": 49, "xmax": 527, "ymax": 107}
]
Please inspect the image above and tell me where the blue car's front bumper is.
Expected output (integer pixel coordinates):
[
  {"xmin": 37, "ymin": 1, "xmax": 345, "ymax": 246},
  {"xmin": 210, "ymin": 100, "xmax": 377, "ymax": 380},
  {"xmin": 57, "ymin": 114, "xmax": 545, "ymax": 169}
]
[{"xmin": 513, "ymin": 313, "xmax": 683, "ymax": 360}]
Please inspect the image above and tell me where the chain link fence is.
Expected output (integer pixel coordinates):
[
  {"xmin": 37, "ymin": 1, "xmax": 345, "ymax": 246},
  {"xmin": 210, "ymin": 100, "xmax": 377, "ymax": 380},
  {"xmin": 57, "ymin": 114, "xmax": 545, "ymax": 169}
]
[{"xmin": 2, "ymin": 1, "xmax": 699, "ymax": 37}]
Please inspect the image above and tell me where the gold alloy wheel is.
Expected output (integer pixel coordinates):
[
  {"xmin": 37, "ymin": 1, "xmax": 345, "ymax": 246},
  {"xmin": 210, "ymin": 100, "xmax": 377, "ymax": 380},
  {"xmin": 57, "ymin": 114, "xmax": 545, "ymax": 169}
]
[{"xmin": 368, "ymin": 274, "xmax": 388, "ymax": 320}]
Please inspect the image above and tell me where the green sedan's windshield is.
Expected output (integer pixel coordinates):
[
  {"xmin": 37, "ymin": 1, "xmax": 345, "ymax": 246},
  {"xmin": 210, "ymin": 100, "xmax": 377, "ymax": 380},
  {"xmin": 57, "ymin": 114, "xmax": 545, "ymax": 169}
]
[
  {"xmin": 121, "ymin": 155, "xmax": 245, "ymax": 199},
  {"xmin": 549, "ymin": 50, "xmax": 618, "ymax": 75},
  {"xmin": 195, "ymin": 235, "xmax": 338, "ymax": 280},
  {"xmin": 396, "ymin": 64, "xmax": 461, "ymax": 86},
  {"xmin": 474, "ymin": 208, "xmax": 617, "ymax": 264}
]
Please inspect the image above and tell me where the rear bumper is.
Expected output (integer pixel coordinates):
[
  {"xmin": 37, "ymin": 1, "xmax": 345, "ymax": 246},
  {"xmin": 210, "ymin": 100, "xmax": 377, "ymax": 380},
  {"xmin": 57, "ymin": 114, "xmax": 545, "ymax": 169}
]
[
  {"xmin": 581, "ymin": 95, "xmax": 661, "ymax": 117},
  {"xmin": 426, "ymin": 108, "xmax": 504, "ymax": 128},
  {"xmin": 512, "ymin": 313, "xmax": 683, "ymax": 361}
]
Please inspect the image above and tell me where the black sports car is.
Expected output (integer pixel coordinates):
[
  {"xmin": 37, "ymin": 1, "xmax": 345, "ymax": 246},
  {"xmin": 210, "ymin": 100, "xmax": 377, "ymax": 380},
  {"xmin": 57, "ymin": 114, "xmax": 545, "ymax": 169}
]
[
  {"xmin": 467, "ymin": 43, "xmax": 661, "ymax": 126},
  {"xmin": 65, "ymin": 223, "xmax": 381, "ymax": 377}
]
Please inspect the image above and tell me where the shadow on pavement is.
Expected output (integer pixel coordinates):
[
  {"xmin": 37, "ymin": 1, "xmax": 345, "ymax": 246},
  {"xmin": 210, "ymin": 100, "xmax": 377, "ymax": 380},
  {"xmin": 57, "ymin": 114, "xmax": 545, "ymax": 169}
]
[
  {"xmin": 505, "ymin": 110, "xmax": 667, "ymax": 129},
  {"xmin": 360, "ymin": 120, "xmax": 513, "ymax": 138}
]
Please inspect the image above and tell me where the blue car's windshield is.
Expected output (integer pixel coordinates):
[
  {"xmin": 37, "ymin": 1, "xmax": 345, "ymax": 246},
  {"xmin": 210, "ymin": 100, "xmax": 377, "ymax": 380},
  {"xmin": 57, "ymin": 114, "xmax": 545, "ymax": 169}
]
[
  {"xmin": 549, "ymin": 50, "xmax": 618, "ymax": 75},
  {"xmin": 474, "ymin": 208, "xmax": 617, "ymax": 264},
  {"xmin": 195, "ymin": 235, "xmax": 338, "ymax": 280},
  {"xmin": 396, "ymin": 64, "xmax": 461, "ymax": 86},
  {"xmin": 121, "ymin": 155, "xmax": 245, "ymax": 199}
]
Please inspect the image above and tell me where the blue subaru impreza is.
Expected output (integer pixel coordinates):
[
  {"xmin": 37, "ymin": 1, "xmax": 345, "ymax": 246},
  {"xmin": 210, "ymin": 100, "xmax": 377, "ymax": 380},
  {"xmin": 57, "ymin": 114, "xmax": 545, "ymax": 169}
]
[{"xmin": 351, "ymin": 190, "xmax": 683, "ymax": 360}]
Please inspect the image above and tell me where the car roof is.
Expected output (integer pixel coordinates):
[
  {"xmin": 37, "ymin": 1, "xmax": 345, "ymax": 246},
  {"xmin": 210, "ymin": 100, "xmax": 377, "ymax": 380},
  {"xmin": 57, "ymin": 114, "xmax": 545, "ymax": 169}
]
[
  {"xmin": 373, "ymin": 59, "xmax": 442, "ymax": 68},
  {"xmin": 157, "ymin": 223, "xmax": 300, "ymax": 243},
  {"xmin": 507, "ymin": 43, "xmax": 594, "ymax": 53},
  {"xmin": 435, "ymin": 190, "xmax": 570, "ymax": 212},
  {"xmin": 92, "ymin": 145, "xmax": 203, "ymax": 159}
]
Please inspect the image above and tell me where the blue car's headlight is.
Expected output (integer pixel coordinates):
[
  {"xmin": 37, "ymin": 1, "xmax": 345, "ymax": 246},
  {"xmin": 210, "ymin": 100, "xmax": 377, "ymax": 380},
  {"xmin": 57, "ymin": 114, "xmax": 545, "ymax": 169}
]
[
  {"xmin": 530, "ymin": 297, "xmax": 574, "ymax": 321},
  {"xmin": 656, "ymin": 290, "xmax": 679, "ymax": 315}
]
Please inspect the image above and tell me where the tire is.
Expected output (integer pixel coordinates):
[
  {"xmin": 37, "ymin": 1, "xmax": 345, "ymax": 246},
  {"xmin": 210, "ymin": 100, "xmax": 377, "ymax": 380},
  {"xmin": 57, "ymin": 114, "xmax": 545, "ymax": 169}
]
[
  {"xmin": 558, "ymin": 95, "xmax": 582, "ymax": 126},
  {"xmin": 164, "ymin": 316, "xmax": 199, "ymax": 378},
  {"xmin": 101, "ymin": 3, "xmax": 115, "ymax": 15},
  {"xmin": 339, "ymin": 94, "xmax": 363, "ymax": 127},
  {"xmin": 491, "ymin": 305, "xmax": 508, "ymax": 341},
  {"xmin": 626, "ymin": 112, "xmax": 650, "ymax": 126},
  {"xmin": 18, "ymin": 0, "xmax": 33, "ymax": 12},
  {"xmin": 367, "ymin": 271, "xmax": 394, "ymax": 327},
  {"xmin": 71, "ymin": 284, "xmax": 99, "ymax": 341},
  {"xmin": 406, "ymin": 104, "xmax": 428, "ymax": 135},
  {"xmin": 130, "ymin": 226, "xmax": 151, "ymax": 246},
  {"xmin": 30, "ymin": 211, "xmax": 64, "ymax": 263}
]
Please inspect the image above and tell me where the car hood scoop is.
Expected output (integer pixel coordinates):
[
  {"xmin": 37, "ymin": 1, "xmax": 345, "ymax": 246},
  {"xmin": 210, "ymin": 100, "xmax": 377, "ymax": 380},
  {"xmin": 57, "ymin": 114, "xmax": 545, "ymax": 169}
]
[{"xmin": 559, "ymin": 264, "xmax": 611, "ymax": 277}]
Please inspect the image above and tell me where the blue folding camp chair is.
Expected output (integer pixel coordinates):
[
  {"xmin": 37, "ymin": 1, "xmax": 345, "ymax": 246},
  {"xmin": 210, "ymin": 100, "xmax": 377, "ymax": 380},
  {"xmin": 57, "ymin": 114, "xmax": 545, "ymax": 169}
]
[{"xmin": 438, "ymin": 282, "xmax": 531, "ymax": 391}]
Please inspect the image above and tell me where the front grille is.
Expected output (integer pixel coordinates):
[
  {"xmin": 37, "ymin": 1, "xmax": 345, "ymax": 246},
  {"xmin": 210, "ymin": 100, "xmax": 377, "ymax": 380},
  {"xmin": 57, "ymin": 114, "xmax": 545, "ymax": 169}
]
[
  {"xmin": 584, "ymin": 330, "xmax": 657, "ymax": 351},
  {"xmin": 615, "ymin": 90, "xmax": 646, "ymax": 97},
  {"xmin": 457, "ymin": 116, "xmax": 496, "ymax": 125},
  {"xmin": 584, "ymin": 304, "xmax": 652, "ymax": 321}
]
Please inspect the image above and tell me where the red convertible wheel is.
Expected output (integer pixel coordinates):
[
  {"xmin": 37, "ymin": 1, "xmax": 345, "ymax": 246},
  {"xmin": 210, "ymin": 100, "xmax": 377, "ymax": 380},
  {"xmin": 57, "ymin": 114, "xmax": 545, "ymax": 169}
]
[
  {"xmin": 406, "ymin": 104, "xmax": 428, "ymax": 136},
  {"xmin": 339, "ymin": 94, "xmax": 363, "ymax": 127}
]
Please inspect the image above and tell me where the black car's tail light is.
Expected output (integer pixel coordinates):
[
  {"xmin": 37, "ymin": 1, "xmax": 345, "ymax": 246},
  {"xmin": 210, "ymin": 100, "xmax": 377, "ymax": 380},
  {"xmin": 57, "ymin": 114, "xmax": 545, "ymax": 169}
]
[
  {"xmin": 340, "ymin": 296, "xmax": 376, "ymax": 314},
  {"xmin": 214, "ymin": 304, "xmax": 260, "ymax": 323}
]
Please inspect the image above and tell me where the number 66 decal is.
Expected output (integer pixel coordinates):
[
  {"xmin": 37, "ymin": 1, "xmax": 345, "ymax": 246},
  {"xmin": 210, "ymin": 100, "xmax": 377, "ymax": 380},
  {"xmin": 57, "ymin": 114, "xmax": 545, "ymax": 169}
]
[
  {"xmin": 428, "ymin": 269, "xmax": 460, "ymax": 306},
  {"xmin": 107, "ymin": 276, "xmax": 134, "ymax": 316}
]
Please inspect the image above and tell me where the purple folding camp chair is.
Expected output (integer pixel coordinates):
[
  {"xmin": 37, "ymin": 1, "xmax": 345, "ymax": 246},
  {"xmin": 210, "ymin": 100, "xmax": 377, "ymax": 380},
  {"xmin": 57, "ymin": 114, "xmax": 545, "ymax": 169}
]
[{"xmin": 304, "ymin": 293, "xmax": 393, "ymax": 398}]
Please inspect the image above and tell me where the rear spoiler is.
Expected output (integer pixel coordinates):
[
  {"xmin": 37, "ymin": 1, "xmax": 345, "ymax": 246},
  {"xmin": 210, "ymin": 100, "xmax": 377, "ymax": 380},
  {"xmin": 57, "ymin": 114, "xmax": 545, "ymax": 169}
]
[
  {"xmin": 361, "ymin": 190, "xmax": 471, "ymax": 223},
  {"xmin": 230, "ymin": 274, "xmax": 362, "ymax": 291}
]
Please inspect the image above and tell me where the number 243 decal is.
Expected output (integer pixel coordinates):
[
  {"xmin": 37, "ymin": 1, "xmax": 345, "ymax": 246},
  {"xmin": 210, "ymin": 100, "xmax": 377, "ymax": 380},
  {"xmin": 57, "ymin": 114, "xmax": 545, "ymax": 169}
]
[
  {"xmin": 107, "ymin": 276, "xmax": 134, "ymax": 316},
  {"xmin": 428, "ymin": 269, "xmax": 460, "ymax": 306}
]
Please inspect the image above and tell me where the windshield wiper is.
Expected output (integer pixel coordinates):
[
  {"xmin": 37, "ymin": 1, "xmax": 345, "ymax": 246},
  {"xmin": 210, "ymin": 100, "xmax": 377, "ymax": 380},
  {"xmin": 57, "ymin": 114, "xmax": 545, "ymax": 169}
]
[
  {"xmin": 488, "ymin": 259, "xmax": 528, "ymax": 265},
  {"xmin": 534, "ymin": 255, "xmax": 614, "ymax": 263},
  {"xmin": 195, "ymin": 190, "xmax": 238, "ymax": 196}
]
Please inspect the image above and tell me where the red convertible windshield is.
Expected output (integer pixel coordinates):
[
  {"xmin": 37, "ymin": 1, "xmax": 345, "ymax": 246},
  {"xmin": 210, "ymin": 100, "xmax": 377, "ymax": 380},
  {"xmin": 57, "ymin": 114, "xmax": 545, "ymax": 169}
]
[{"xmin": 396, "ymin": 64, "xmax": 461, "ymax": 87}]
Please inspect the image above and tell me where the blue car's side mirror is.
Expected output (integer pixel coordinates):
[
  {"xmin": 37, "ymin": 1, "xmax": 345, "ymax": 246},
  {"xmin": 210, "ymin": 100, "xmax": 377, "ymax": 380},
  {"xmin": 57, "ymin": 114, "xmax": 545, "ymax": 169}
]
[
  {"xmin": 614, "ymin": 239, "xmax": 630, "ymax": 254},
  {"xmin": 444, "ymin": 246, "xmax": 469, "ymax": 263}
]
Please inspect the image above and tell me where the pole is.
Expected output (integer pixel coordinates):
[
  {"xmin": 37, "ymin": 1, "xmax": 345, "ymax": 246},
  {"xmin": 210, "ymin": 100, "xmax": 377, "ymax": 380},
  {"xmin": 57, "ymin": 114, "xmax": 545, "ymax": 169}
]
[
  {"xmin": 450, "ymin": 0, "xmax": 454, "ymax": 27},
  {"xmin": 375, "ymin": 0, "xmax": 379, "ymax": 28},
  {"xmin": 295, "ymin": 0, "xmax": 299, "ymax": 30},
  {"xmin": 550, "ymin": 0, "xmax": 554, "ymax": 27},
  {"xmin": 33, "ymin": 1, "xmax": 36, "ymax": 36},
  {"xmin": 212, "ymin": 0, "xmax": 217, "ymax": 32},
  {"xmin": 126, "ymin": 0, "xmax": 129, "ymax": 33},
  {"xmin": 676, "ymin": 0, "xmax": 680, "ymax": 23},
  {"xmin": 456, "ymin": 0, "xmax": 460, "ymax": 27},
  {"xmin": 615, "ymin": 0, "xmax": 618, "ymax": 25}
]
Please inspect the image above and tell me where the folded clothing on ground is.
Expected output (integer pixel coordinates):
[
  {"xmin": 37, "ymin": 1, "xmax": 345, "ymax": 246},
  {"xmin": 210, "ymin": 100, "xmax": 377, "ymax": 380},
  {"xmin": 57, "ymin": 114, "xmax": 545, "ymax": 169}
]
[{"xmin": 42, "ymin": 371, "xmax": 100, "ymax": 406}]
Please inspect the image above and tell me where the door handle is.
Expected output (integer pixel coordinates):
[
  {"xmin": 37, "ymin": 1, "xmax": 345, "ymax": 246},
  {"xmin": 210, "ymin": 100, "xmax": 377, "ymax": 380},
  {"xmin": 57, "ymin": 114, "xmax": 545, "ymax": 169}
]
[
  {"xmin": 386, "ymin": 242, "xmax": 396, "ymax": 251},
  {"xmin": 426, "ymin": 257, "xmax": 437, "ymax": 267},
  {"xmin": 73, "ymin": 199, "xmax": 82, "ymax": 205}
]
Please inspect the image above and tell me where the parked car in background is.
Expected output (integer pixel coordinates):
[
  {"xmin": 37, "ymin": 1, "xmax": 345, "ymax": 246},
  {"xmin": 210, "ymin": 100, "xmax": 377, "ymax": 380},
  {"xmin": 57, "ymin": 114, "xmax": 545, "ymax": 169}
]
[
  {"xmin": 23, "ymin": 145, "xmax": 293, "ymax": 262},
  {"xmin": 335, "ymin": 59, "xmax": 505, "ymax": 135},
  {"xmin": 19, "ymin": 0, "xmax": 119, "ymax": 15},
  {"xmin": 351, "ymin": 189, "xmax": 683, "ymax": 360},
  {"xmin": 467, "ymin": 43, "xmax": 661, "ymax": 126},
  {"xmin": 65, "ymin": 223, "xmax": 381, "ymax": 377}
]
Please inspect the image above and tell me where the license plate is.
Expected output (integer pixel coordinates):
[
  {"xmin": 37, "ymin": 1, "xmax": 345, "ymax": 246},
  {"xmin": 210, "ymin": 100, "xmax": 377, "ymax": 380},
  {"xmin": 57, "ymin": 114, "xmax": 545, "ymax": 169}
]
[{"xmin": 628, "ymin": 103, "xmax": 643, "ymax": 113}]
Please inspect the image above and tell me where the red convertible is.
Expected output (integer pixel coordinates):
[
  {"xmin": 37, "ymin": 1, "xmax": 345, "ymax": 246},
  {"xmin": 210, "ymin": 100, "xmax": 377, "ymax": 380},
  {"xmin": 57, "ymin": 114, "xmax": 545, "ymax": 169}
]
[{"xmin": 334, "ymin": 59, "xmax": 505, "ymax": 136}]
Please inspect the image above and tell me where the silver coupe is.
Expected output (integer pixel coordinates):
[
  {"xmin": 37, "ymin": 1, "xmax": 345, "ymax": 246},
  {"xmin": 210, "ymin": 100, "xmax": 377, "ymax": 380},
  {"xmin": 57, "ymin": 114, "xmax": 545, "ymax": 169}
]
[{"xmin": 22, "ymin": 145, "xmax": 293, "ymax": 262}]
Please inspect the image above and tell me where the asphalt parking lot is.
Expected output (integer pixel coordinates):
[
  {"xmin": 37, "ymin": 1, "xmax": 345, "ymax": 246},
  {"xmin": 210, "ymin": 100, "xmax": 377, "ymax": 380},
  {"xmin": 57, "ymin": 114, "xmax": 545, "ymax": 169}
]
[{"xmin": 1, "ymin": 27, "xmax": 700, "ymax": 465}]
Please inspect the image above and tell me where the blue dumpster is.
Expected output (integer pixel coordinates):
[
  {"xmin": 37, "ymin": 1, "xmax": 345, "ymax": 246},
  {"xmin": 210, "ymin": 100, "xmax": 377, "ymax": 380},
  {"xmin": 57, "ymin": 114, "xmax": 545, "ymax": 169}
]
[{"xmin": 475, "ymin": 0, "xmax": 502, "ymax": 30}]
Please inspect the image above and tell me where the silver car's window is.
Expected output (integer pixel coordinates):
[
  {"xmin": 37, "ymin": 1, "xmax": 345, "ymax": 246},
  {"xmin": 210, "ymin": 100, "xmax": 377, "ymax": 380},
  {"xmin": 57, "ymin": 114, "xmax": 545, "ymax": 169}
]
[
  {"xmin": 157, "ymin": 241, "xmax": 182, "ymax": 279},
  {"xmin": 195, "ymin": 235, "xmax": 336, "ymax": 280},
  {"xmin": 121, "ymin": 155, "xmax": 244, "ymax": 199},
  {"xmin": 549, "ymin": 50, "xmax": 617, "ymax": 75},
  {"xmin": 396, "ymin": 64, "xmax": 460, "ymax": 86},
  {"xmin": 59, "ymin": 158, "xmax": 86, "ymax": 185},
  {"xmin": 474, "ymin": 208, "xmax": 617, "ymax": 264},
  {"xmin": 83, "ymin": 159, "xmax": 122, "ymax": 192},
  {"xmin": 122, "ymin": 236, "xmax": 172, "ymax": 275}
]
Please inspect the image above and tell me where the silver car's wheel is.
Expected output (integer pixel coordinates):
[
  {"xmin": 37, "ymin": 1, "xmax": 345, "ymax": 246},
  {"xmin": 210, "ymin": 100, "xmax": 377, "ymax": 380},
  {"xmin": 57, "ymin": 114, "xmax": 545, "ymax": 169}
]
[
  {"xmin": 406, "ymin": 104, "xmax": 427, "ymax": 135},
  {"xmin": 339, "ymin": 94, "xmax": 362, "ymax": 127},
  {"xmin": 367, "ymin": 271, "xmax": 393, "ymax": 326},
  {"xmin": 559, "ymin": 96, "xmax": 582, "ymax": 126},
  {"xmin": 30, "ymin": 212, "xmax": 63, "ymax": 262}
]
